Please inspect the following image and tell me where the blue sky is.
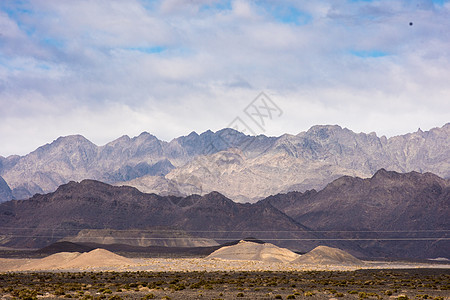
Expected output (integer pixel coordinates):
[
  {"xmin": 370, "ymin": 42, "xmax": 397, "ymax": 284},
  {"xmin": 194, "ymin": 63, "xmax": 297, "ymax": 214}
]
[{"xmin": 0, "ymin": 0, "xmax": 449, "ymax": 156}]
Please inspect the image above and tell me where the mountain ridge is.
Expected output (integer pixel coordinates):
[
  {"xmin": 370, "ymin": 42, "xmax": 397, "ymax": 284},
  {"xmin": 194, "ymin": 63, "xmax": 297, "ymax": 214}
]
[
  {"xmin": 0, "ymin": 179, "xmax": 320, "ymax": 252},
  {"xmin": 0, "ymin": 123, "xmax": 449, "ymax": 202}
]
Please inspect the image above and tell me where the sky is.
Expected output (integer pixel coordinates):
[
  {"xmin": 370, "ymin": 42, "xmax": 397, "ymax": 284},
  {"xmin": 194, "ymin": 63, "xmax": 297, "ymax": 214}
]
[{"xmin": 0, "ymin": 0, "xmax": 449, "ymax": 156}]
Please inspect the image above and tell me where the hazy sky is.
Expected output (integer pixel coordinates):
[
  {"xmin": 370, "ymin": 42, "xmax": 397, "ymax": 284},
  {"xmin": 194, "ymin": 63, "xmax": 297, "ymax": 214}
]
[{"xmin": 1, "ymin": 0, "xmax": 449, "ymax": 156}]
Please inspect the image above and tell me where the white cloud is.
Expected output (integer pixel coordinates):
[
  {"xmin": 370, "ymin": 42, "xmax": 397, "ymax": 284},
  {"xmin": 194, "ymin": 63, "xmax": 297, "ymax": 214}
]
[{"xmin": 0, "ymin": 0, "xmax": 449, "ymax": 156}]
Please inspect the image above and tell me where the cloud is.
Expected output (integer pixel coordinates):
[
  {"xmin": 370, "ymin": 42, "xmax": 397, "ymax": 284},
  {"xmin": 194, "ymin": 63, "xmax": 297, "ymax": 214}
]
[{"xmin": 0, "ymin": 0, "xmax": 449, "ymax": 156}]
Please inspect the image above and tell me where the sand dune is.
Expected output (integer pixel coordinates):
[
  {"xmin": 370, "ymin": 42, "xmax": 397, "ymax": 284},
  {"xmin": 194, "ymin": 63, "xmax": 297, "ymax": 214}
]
[
  {"xmin": 61, "ymin": 249, "xmax": 134, "ymax": 269},
  {"xmin": 207, "ymin": 240, "xmax": 300, "ymax": 263},
  {"xmin": 292, "ymin": 245, "xmax": 364, "ymax": 266},
  {"xmin": 18, "ymin": 252, "xmax": 81, "ymax": 271},
  {"xmin": 1, "ymin": 249, "xmax": 135, "ymax": 271}
]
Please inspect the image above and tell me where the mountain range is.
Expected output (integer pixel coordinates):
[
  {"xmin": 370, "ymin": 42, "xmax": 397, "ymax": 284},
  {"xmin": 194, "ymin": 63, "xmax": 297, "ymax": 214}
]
[
  {"xmin": 0, "ymin": 123, "xmax": 449, "ymax": 202},
  {"xmin": 0, "ymin": 169, "xmax": 448, "ymax": 259}
]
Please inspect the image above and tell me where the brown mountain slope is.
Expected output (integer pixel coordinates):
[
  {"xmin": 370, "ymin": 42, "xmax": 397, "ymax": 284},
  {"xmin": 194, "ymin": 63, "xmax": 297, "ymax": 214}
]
[
  {"xmin": 0, "ymin": 170, "xmax": 448, "ymax": 259},
  {"xmin": 263, "ymin": 169, "xmax": 450, "ymax": 259},
  {"xmin": 0, "ymin": 180, "xmax": 318, "ymax": 251}
]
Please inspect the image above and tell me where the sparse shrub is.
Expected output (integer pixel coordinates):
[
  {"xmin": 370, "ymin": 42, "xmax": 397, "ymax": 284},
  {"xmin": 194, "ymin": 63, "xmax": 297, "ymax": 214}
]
[
  {"xmin": 141, "ymin": 293, "xmax": 155, "ymax": 299},
  {"xmin": 358, "ymin": 291, "xmax": 368, "ymax": 298},
  {"xmin": 237, "ymin": 292, "xmax": 244, "ymax": 297},
  {"xmin": 274, "ymin": 295, "xmax": 282, "ymax": 299},
  {"xmin": 12, "ymin": 288, "xmax": 38, "ymax": 300},
  {"xmin": 287, "ymin": 295, "xmax": 296, "ymax": 299},
  {"xmin": 397, "ymin": 295, "xmax": 409, "ymax": 300}
]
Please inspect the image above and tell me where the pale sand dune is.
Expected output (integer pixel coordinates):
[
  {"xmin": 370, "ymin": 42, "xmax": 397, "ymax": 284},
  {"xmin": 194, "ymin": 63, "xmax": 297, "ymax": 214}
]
[
  {"xmin": 292, "ymin": 245, "xmax": 364, "ymax": 266},
  {"xmin": 0, "ymin": 249, "xmax": 135, "ymax": 272},
  {"xmin": 0, "ymin": 258, "xmax": 31, "ymax": 272},
  {"xmin": 206, "ymin": 240, "xmax": 300, "ymax": 263},
  {"xmin": 60, "ymin": 249, "xmax": 134, "ymax": 269},
  {"xmin": 18, "ymin": 252, "xmax": 81, "ymax": 271}
]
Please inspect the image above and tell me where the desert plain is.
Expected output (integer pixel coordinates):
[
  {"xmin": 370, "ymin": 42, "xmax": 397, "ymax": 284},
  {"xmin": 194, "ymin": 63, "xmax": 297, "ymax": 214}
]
[{"xmin": 1, "ymin": 242, "xmax": 449, "ymax": 299}]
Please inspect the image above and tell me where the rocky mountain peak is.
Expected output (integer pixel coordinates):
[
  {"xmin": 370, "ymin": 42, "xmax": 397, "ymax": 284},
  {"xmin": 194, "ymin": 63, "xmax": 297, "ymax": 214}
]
[
  {"xmin": 135, "ymin": 132, "xmax": 159, "ymax": 142},
  {"xmin": 186, "ymin": 131, "xmax": 199, "ymax": 138},
  {"xmin": 305, "ymin": 124, "xmax": 344, "ymax": 139},
  {"xmin": 55, "ymin": 134, "xmax": 91, "ymax": 143},
  {"xmin": 198, "ymin": 191, "xmax": 235, "ymax": 206},
  {"xmin": 104, "ymin": 135, "xmax": 131, "ymax": 147}
]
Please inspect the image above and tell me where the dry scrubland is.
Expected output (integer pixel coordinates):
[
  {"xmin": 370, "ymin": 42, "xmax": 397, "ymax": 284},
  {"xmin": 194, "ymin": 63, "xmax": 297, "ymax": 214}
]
[{"xmin": 0, "ymin": 269, "xmax": 449, "ymax": 300}]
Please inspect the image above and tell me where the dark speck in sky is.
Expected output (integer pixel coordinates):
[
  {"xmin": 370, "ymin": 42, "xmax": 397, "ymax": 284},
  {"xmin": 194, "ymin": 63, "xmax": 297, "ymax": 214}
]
[{"xmin": 409, "ymin": 22, "xmax": 413, "ymax": 26}]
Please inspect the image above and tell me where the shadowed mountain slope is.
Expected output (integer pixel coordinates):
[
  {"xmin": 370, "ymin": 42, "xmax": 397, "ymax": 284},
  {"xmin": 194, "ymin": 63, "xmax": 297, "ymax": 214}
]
[
  {"xmin": 262, "ymin": 169, "xmax": 450, "ymax": 259},
  {"xmin": 0, "ymin": 180, "xmax": 318, "ymax": 251},
  {"xmin": 0, "ymin": 176, "xmax": 12, "ymax": 203},
  {"xmin": 0, "ymin": 169, "xmax": 448, "ymax": 259}
]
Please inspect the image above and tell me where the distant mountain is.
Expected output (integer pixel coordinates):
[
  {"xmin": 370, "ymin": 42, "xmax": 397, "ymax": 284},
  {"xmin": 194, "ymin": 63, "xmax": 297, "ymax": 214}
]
[
  {"xmin": 121, "ymin": 123, "xmax": 450, "ymax": 202},
  {"xmin": 262, "ymin": 169, "xmax": 450, "ymax": 259},
  {"xmin": 0, "ymin": 123, "xmax": 449, "ymax": 202},
  {"xmin": 0, "ymin": 180, "xmax": 318, "ymax": 251}
]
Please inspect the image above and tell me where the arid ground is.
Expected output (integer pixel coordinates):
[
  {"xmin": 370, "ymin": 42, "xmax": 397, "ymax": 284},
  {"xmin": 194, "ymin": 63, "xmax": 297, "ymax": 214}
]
[{"xmin": 1, "ymin": 269, "xmax": 449, "ymax": 299}]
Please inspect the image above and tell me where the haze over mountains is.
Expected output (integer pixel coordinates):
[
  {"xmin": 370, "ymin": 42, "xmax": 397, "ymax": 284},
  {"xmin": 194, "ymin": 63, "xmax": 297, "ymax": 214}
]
[
  {"xmin": 0, "ymin": 169, "xmax": 448, "ymax": 259},
  {"xmin": 0, "ymin": 123, "xmax": 449, "ymax": 202}
]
